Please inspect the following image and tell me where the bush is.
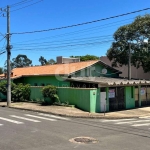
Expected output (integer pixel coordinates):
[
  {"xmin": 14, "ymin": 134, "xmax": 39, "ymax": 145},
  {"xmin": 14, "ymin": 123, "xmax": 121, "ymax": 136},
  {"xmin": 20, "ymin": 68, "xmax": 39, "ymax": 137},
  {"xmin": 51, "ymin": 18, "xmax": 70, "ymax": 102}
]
[
  {"xmin": 42, "ymin": 85, "xmax": 59, "ymax": 104},
  {"xmin": 12, "ymin": 83, "xmax": 31, "ymax": 102},
  {"xmin": 0, "ymin": 81, "xmax": 16, "ymax": 96},
  {"xmin": 0, "ymin": 81, "xmax": 31, "ymax": 102}
]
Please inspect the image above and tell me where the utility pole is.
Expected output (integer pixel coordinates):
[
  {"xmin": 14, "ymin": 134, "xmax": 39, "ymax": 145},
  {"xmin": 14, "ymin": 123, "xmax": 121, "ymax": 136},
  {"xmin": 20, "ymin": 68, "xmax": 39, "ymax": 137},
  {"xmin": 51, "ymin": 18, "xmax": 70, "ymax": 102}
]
[
  {"xmin": 128, "ymin": 42, "xmax": 131, "ymax": 80},
  {"xmin": 6, "ymin": 5, "xmax": 11, "ymax": 107}
]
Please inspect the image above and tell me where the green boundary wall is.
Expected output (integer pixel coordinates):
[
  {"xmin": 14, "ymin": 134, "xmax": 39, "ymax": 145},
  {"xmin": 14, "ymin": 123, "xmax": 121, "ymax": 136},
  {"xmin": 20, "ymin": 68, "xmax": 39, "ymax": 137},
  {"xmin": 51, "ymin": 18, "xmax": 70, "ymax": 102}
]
[
  {"xmin": 30, "ymin": 86, "xmax": 97, "ymax": 112},
  {"xmin": 57, "ymin": 87, "xmax": 97, "ymax": 112},
  {"xmin": 30, "ymin": 86, "xmax": 44, "ymax": 102}
]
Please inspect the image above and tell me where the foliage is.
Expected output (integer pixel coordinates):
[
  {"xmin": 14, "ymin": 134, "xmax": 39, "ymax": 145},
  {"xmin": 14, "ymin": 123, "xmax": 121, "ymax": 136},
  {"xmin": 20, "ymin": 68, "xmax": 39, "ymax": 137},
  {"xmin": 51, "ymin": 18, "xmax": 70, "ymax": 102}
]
[
  {"xmin": 11, "ymin": 54, "xmax": 32, "ymax": 68},
  {"xmin": 12, "ymin": 83, "xmax": 31, "ymax": 102},
  {"xmin": 0, "ymin": 81, "xmax": 30, "ymax": 102},
  {"xmin": 107, "ymin": 14, "xmax": 150, "ymax": 72},
  {"xmin": 42, "ymin": 85, "xmax": 59, "ymax": 104},
  {"xmin": 70, "ymin": 55, "xmax": 99, "ymax": 61},
  {"xmin": 0, "ymin": 67, "xmax": 3, "ymax": 74},
  {"xmin": 47, "ymin": 59, "xmax": 56, "ymax": 65},
  {"xmin": 39, "ymin": 56, "xmax": 56, "ymax": 65},
  {"xmin": 39, "ymin": 56, "xmax": 47, "ymax": 66},
  {"xmin": 0, "ymin": 81, "xmax": 16, "ymax": 96}
]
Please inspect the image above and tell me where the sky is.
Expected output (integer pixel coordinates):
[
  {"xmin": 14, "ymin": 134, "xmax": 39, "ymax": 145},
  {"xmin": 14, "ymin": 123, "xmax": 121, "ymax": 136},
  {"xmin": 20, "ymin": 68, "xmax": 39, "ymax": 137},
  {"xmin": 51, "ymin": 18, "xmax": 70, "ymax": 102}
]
[{"xmin": 0, "ymin": 0, "xmax": 150, "ymax": 67}]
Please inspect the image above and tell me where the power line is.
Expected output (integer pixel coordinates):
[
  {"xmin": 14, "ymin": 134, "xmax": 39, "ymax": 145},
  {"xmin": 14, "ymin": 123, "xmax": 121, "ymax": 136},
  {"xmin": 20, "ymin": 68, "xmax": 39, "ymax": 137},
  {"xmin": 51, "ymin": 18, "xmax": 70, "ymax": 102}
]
[
  {"xmin": 0, "ymin": 51, "xmax": 6, "ymax": 55},
  {"xmin": 10, "ymin": 0, "xmax": 34, "ymax": 7},
  {"xmin": 0, "ymin": 36, "xmax": 6, "ymax": 42},
  {"xmin": 10, "ymin": 17, "xmax": 135, "ymax": 45},
  {"xmin": 11, "ymin": 0, "xmax": 43, "ymax": 12},
  {"xmin": 12, "ymin": 40, "xmax": 114, "ymax": 51},
  {"xmin": 12, "ymin": 13, "xmax": 148, "ymax": 45},
  {"xmin": 0, "ymin": 39, "xmax": 6, "ymax": 53},
  {"xmin": 0, "ymin": 0, "xmax": 34, "ymax": 9},
  {"xmin": 12, "ymin": 7, "xmax": 150, "ymax": 35},
  {"xmin": 13, "ymin": 35, "xmax": 113, "ymax": 46}
]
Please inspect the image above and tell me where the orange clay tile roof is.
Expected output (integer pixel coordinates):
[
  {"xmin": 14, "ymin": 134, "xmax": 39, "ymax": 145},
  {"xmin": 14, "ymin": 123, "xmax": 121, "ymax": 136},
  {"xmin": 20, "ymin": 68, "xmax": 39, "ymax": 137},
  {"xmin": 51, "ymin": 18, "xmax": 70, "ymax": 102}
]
[{"xmin": 7, "ymin": 60, "xmax": 99, "ymax": 79}]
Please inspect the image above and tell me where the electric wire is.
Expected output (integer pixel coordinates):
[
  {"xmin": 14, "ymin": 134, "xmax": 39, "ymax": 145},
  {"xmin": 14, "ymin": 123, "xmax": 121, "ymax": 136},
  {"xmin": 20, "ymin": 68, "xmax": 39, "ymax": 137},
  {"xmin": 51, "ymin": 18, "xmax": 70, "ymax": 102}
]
[
  {"xmin": 12, "ymin": 7, "xmax": 150, "ymax": 35},
  {"xmin": 12, "ymin": 40, "xmax": 114, "ymax": 51},
  {"xmin": 11, "ymin": 17, "xmax": 135, "ymax": 46},
  {"xmin": 0, "ymin": 36, "xmax": 6, "ymax": 42},
  {"xmin": 10, "ymin": 0, "xmax": 34, "ymax": 7},
  {"xmin": 11, "ymin": 18, "xmax": 133, "ymax": 44},
  {"xmin": 11, "ymin": 0, "xmax": 43, "ymax": 12}
]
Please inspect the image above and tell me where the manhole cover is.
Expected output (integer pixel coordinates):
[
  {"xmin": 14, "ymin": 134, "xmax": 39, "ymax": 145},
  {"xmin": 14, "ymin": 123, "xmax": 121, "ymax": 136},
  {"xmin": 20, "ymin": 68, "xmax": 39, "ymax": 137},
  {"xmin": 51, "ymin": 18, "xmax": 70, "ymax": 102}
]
[{"xmin": 69, "ymin": 137, "xmax": 98, "ymax": 144}]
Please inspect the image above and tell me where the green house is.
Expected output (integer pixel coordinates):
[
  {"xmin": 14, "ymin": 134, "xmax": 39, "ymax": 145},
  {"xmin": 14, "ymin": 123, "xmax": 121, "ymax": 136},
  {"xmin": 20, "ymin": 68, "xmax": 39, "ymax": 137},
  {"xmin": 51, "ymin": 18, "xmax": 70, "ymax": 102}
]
[{"xmin": 1, "ymin": 59, "xmax": 150, "ymax": 113}]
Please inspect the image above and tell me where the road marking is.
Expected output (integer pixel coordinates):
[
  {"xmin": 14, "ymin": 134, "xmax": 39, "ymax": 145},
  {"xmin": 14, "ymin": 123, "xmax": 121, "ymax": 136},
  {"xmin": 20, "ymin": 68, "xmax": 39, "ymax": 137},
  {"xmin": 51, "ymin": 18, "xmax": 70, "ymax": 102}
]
[
  {"xmin": 115, "ymin": 120, "xmax": 150, "ymax": 124},
  {"xmin": 38, "ymin": 113, "xmax": 70, "ymax": 120},
  {"xmin": 10, "ymin": 115, "xmax": 41, "ymax": 122},
  {"xmin": 132, "ymin": 123, "xmax": 150, "ymax": 127},
  {"xmin": 101, "ymin": 119, "xmax": 136, "ymax": 122},
  {"xmin": 25, "ymin": 114, "xmax": 57, "ymax": 121},
  {"xmin": 0, "ymin": 117, "xmax": 24, "ymax": 124},
  {"xmin": 0, "ymin": 124, "xmax": 3, "ymax": 126}
]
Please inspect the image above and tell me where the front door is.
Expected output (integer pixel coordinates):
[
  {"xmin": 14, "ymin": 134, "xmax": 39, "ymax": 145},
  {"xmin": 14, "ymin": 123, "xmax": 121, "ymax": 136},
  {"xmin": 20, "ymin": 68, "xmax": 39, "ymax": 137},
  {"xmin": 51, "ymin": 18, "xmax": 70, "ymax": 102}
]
[{"xmin": 100, "ymin": 92, "xmax": 106, "ymax": 112}]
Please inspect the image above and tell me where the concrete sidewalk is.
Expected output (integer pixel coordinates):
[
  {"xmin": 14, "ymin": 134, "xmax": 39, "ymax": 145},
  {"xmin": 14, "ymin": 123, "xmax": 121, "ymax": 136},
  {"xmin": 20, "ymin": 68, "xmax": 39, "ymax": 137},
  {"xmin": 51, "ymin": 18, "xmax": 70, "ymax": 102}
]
[{"xmin": 0, "ymin": 102, "xmax": 150, "ymax": 119}]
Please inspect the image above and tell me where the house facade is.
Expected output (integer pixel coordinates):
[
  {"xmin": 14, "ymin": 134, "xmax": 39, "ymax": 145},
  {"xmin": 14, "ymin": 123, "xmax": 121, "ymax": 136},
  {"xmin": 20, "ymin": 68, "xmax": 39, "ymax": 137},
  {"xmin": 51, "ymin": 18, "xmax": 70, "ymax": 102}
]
[{"xmin": 0, "ymin": 58, "xmax": 150, "ymax": 113}]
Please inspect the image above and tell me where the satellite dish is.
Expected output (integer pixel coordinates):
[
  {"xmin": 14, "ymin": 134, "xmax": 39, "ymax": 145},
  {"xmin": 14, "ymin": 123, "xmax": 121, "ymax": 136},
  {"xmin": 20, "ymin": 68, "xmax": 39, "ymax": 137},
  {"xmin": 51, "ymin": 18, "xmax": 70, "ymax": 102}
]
[{"xmin": 102, "ymin": 68, "xmax": 107, "ymax": 74}]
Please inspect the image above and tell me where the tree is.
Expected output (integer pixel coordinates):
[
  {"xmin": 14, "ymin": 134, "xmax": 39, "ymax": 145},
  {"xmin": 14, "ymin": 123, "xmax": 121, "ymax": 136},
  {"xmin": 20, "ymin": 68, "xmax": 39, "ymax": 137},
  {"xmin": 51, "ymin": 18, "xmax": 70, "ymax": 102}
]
[
  {"xmin": 71, "ymin": 55, "xmax": 99, "ymax": 61},
  {"xmin": 39, "ymin": 56, "xmax": 56, "ymax": 65},
  {"xmin": 11, "ymin": 54, "xmax": 32, "ymax": 68},
  {"xmin": 0, "ymin": 67, "xmax": 3, "ymax": 74},
  {"xmin": 107, "ymin": 14, "xmax": 150, "ymax": 72},
  {"xmin": 39, "ymin": 56, "xmax": 47, "ymax": 66},
  {"xmin": 47, "ymin": 59, "xmax": 56, "ymax": 65}
]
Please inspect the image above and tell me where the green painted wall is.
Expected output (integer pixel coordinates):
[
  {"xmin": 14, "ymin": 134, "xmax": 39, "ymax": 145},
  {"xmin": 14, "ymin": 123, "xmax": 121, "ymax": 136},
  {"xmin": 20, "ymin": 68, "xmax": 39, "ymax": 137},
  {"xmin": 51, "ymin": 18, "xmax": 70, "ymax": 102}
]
[
  {"xmin": 106, "ymin": 87, "xmax": 109, "ymax": 112},
  {"xmin": 30, "ymin": 87, "xmax": 44, "ymax": 101},
  {"xmin": 14, "ymin": 76, "xmax": 70, "ymax": 87},
  {"xmin": 96, "ymin": 88, "xmax": 100, "ymax": 112},
  {"xmin": 57, "ymin": 87, "xmax": 97, "ymax": 112},
  {"xmin": 72, "ymin": 63, "xmax": 119, "ymax": 78},
  {"xmin": 125, "ymin": 86, "xmax": 135, "ymax": 109},
  {"xmin": 29, "ymin": 86, "xmax": 97, "ymax": 112}
]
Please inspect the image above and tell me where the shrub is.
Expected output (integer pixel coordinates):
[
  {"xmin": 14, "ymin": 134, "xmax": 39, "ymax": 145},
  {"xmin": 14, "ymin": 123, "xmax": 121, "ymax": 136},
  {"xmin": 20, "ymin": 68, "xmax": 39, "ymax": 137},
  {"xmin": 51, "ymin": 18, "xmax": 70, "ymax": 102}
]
[
  {"xmin": 12, "ymin": 83, "xmax": 31, "ymax": 102},
  {"xmin": 0, "ymin": 81, "xmax": 16, "ymax": 96},
  {"xmin": 0, "ymin": 81, "xmax": 31, "ymax": 102},
  {"xmin": 42, "ymin": 85, "xmax": 59, "ymax": 104}
]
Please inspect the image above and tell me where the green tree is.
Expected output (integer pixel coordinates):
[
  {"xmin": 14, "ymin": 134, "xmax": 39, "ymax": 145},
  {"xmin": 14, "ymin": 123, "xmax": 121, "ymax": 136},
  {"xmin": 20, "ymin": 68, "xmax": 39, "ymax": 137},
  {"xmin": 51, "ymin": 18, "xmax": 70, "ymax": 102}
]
[
  {"xmin": 107, "ymin": 14, "xmax": 150, "ymax": 72},
  {"xmin": 71, "ymin": 55, "xmax": 99, "ymax": 61},
  {"xmin": 0, "ymin": 67, "xmax": 3, "ymax": 74},
  {"xmin": 47, "ymin": 59, "xmax": 56, "ymax": 65},
  {"xmin": 39, "ymin": 56, "xmax": 55, "ymax": 65},
  {"xmin": 11, "ymin": 54, "xmax": 32, "ymax": 68},
  {"xmin": 39, "ymin": 56, "xmax": 47, "ymax": 66}
]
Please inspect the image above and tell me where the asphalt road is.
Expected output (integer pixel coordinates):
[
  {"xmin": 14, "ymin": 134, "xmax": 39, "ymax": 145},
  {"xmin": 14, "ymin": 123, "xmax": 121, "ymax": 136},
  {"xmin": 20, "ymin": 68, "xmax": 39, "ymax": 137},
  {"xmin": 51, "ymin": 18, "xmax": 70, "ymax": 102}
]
[{"xmin": 0, "ymin": 107, "xmax": 150, "ymax": 150}]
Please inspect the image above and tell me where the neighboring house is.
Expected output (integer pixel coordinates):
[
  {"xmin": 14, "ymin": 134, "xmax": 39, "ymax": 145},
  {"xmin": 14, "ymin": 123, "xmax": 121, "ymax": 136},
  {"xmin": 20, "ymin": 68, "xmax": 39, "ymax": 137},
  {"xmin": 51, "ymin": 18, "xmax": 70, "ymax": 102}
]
[
  {"xmin": 100, "ymin": 56, "xmax": 150, "ymax": 80},
  {"xmin": 0, "ymin": 56, "xmax": 150, "ymax": 113}
]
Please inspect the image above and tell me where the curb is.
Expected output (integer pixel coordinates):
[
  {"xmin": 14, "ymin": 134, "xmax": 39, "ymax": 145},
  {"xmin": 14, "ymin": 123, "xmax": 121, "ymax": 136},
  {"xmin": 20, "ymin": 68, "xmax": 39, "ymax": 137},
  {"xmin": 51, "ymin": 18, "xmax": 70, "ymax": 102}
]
[{"xmin": 0, "ymin": 105, "xmax": 144, "ymax": 119}]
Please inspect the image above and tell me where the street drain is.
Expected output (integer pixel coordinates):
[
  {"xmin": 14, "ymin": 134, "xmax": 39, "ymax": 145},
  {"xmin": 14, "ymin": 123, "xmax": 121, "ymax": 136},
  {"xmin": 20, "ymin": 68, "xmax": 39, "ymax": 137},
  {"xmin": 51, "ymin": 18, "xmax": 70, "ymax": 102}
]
[{"xmin": 69, "ymin": 137, "xmax": 98, "ymax": 144}]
